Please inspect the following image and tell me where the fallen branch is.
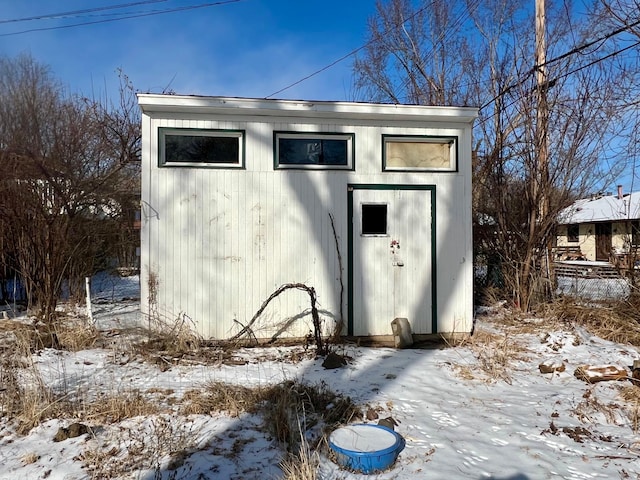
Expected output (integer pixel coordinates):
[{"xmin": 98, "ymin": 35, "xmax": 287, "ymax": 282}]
[
  {"xmin": 232, "ymin": 319, "xmax": 258, "ymax": 346},
  {"xmin": 229, "ymin": 283, "xmax": 326, "ymax": 355}
]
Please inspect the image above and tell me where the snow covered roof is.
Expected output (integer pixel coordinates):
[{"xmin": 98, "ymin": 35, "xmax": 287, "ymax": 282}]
[{"xmin": 558, "ymin": 191, "xmax": 640, "ymax": 224}]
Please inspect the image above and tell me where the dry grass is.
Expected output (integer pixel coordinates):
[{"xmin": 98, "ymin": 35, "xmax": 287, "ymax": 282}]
[
  {"xmin": 572, "ymin": 387, "xmax": 621, "ymax": 425},
  {"xmin": 0, "ymin": 319, "xmax": 167, "ymax": 434},
  {"xmin": 448, "ymin": 327, "xmax": 528, "ymax": 384},
  {"xmin": 0, "ymin": 323, "xmax": 78, "ymax": 434},
  {"xmin": 180, "ymin": 378, "xmax": 361, "ymax": 479},
  {"xmin": 84, "ymin": 390, "xmax": 165, "ymax": 423},
  {"xmin": 78, "ymin": 380, "xmax": 357, "ymax": 478},
  {"xmin": 138, "ymin": 311, "xmax": 203, "ymax": 356},
  {"xmin": 620, "ymin": 385, "xmax": 640, "ymax": 431},
  {"xmin": 261, "ymin": 380, "xmax": 360, "ymax": 449},
  {"xmin": 548, "ymin": 296, "xmax": 640, "ymax": 346},
  {"xmin": 54, "ymin": 322, "xmax": 99, "ymax": 351},
  {"xmin": 1, "ymin": 309, "xmax": 360, "ymax": 479},
  {"xmin": 181, "ymin": 383, "xmax": 257, "ymax": 417},
  {"xmin": 15, "ymin": 387, "xmax": 76, "ymax": 435},
  {"xmin": 280, "ymin": 425, "xmax": 321, "ymax": 480},
  {"xmin": 1, "ymin": 316, "xmax": 99, "ymax": 353},
  {"xmin": 13, "ymin": 383, "xmax": 168, "ymax": 435},
  {"xmin": 80, "ymin": 415, "xmax": 197, "ymax": 479},
  {"xmin": 460, "ymin": 295, "xmax": 640, "ymax": 385},
  {"xmin": 183, "ymin": 379, "xmax": 360, "ymax": 451}
]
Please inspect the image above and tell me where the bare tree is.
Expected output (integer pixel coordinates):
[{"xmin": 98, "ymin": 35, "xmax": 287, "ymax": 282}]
[
  {"xmin": 354, "ymin": 0, "xmax": 638, "ymax": 309},
  {"xmin": 353, "ymin": 0, "xmax": 471, "ymax": 105},
  {"xmin": 0, "ymin": 54, "xmax": 140, "ymax": 322}
]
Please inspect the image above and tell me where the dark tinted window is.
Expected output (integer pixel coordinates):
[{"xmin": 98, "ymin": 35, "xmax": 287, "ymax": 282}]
[
  {"xmin": 165, "ymin": 134, "xmax": 239, "ymax": 164},
  {"xmin": 362, "ymin": 204, "xmax": 387, "ymax": 235},
  {"xmin": 278, "ymin": 138, "xmax": 348, "ymax": 165}
]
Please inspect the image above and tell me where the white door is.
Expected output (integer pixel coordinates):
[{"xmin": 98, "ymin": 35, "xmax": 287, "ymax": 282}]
[{"xmin": 352, "ymin": 188, "xmax": 432, "ymax": 336}]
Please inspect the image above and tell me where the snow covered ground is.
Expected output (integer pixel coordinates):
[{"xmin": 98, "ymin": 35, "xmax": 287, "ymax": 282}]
[{"xmin": 1, "ymin": 275, "xmax": 639, "ymax": 479}]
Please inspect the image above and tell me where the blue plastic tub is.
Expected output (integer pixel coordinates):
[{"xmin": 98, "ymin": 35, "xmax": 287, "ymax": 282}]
[{"xmin": 328, "ymin": 424, "xmax": 405, "ymax": 474}]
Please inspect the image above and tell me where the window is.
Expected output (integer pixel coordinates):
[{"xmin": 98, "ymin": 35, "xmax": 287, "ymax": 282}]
[
  {"xmin": 159, "ymin": 128, "xmax": 244, "ymax": 168},
  {"xmin": 274, "ymin": 132, "xmax": 354, "ymax": 169},
  {"xmin": 361, "ymin": 204, "xmax": 387, "ymax": 235},
  {"xmin": 567, "ymin": 224, "xmax": 579, "ymax": 243},
  {"xmin": 383, "ymin": 135, "xmax": 457, "ymax": 171}
]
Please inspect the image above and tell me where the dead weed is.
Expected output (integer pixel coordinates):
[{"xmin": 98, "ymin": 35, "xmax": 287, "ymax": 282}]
[
  {"xmin": 549, "ymin": 297, "xmax": 640, "ymax": 346},
  {"xmin": 142, "ymin": 311, "xmax": 202, "ymax": 356},
  {"xmin": 80, "ymin": 415, "xmax": 197, "ymax": 479},
  {"xmin": 448, "ymin": 328, "xmax": 528, "ymax": 384},
  {"xmin": 573, "ymin": 387, "xmax": 622, "ymax": 425},
  {"xmin": 182, "ymin": 379, "xmax": 360, "ymax": 451},
  {"xmin": 84, "ymin": 390, "xmax": 166, "ymax": 423},
  {"xmin": 181, "ymin": 383, "xmax": 256, "ymax": 417},
  {"xmin": 620, "ymin": 385, "xmax": 640, "ymax": 431},
  {"xmin": 280, "ymin": 429, "xmax": 321, "ymax": 480}
]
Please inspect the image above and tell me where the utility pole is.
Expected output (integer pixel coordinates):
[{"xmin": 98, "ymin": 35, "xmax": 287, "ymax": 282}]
[
  {"xmin": 535, "ymin": 0, "xmax": 551, "ymax": 286},
  {"xmin": 535, "ymin": 0, "xmax": 549, "ymax": 223}
]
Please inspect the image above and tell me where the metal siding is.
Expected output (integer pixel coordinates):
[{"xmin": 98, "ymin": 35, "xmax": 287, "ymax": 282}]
[
  {"xmin": 141, "ymin": 109, "xmax": 474, "ymax": 339},
  {"xmin": 140, "ymin": 113, "xmax": 151, "ymax": 320}
]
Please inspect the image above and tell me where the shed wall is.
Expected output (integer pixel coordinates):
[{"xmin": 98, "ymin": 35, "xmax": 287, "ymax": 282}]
[{"xmin": 141, "ymin": 111, "xmax": 474, "ymax": 339}]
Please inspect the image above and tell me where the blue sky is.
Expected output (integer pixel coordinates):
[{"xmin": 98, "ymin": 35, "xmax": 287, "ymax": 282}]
[
  {"xmin": 1, "ymin": 1, "xmax": 637, "ymax": 191},
  {"xmin": 0, "ymin": 0, "xmax": 377, "ymax": 101}
]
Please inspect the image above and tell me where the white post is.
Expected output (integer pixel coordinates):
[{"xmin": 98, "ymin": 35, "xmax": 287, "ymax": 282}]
[{"xmin": 85, "ymin": 276, "xmax": 94, "ymax": 325}]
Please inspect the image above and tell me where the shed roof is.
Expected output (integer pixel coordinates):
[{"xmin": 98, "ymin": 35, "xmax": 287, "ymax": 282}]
[
  {"xmin": 137, "ymin": 94, "xmax": 478, "ymax": 124},
  {"xmin": 558, "ymin": 191, "xmax": 640, "ymax": 224}
]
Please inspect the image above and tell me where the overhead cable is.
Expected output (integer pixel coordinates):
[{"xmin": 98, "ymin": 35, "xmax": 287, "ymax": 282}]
[
  {"xmin": 0, "ymin": 0, "xmax": 242, "ymax": 37},
  {"xmin": 0, "ymin": 1, "xmax": 167, "ymax": 24}
]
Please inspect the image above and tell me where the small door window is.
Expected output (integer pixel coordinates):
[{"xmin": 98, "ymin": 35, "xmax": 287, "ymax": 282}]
[{"xmin": 361, "ymin": 204, "xmax": 387, "ymax": 235}]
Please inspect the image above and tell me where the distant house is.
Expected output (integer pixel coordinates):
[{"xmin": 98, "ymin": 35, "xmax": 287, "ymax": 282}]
[
  {"xmin": 557, "ymin": 187, "xmax": 640, "ymax": 264},
  {"xmin": 137, "ymin": 94, "xmax": 477, "ymax": 341}
]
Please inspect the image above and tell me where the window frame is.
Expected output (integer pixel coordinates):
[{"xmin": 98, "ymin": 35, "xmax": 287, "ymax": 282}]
[
  {"xmin": 382, "ymin": 135, "xmax": 458, "ymax": 172},
  {"xmin": 567, "ymin": 224, "xmax": 579, "ymax": 243},
  {"xmin": 274, "ymin": 131, "xmax": 355, "ymax": 170},
  {"xmin": 158, "ymin": 127, "xmax": 245, "ymax": 168}
]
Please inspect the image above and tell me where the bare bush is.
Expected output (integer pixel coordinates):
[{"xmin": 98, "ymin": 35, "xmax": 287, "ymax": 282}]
[{"xmin": 0, "ymin": 54, "xmax": 140, "ymax": 322}]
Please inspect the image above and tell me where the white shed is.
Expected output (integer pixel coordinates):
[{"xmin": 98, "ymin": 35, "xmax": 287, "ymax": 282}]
[{"xmin": 138, "ymin": 94, "xmax": 477, "ymax": 341}]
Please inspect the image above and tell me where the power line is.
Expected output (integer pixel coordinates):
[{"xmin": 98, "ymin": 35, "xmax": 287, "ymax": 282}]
[
  {"xmin": 266, "ymin": 0, "xmax": 481, "ymax": 100},
  {"xmin": 265, "ymin": 1, "xmax": 438, "ymax": 99},
  {"xmin": 265, "ymin": 45, "xmax": 367, "ymax": 99},
  {"xmin": 477, "ymin": 39, "xmax": 640, "ymax": 127},
  {"xmin": 542, "ymin": 17, "xmax": 640, "ymax": 69},
  {"xmin": 479, "ymin": 20, "xmax": 640, "ymax": 111},
  {"xmin": 0, "ymin": 1, "xmax": 168, "ymax": 24},
  {"xmin": 0, "ymin": 0, "xmax": 242, "ymax": 37},
  {"xmin": 269, "ymin": 0, "xmax": 639, "ymax": 106}
]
